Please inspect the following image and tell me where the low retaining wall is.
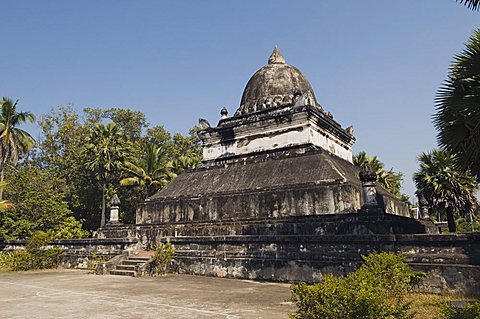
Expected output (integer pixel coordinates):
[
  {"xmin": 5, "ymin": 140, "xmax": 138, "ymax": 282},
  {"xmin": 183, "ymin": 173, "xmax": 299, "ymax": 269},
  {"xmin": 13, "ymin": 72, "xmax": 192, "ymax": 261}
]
[
  {"xmin": 1, "ymin": 238, "xmax": 139, "ymax": 269},
  {"xmin": 96, "ymin": 217, "xmax": 480, "ymax": 296}
]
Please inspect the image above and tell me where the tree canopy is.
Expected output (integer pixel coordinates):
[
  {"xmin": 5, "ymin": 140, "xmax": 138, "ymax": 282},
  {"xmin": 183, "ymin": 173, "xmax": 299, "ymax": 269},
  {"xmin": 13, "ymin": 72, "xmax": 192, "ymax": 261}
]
[
  {"xmin": 434, "ymin": 28, "xmax": 480, "ymax": 182},
  {"xmin": 413, "ymin": 149, "xmax": 478, "ymax": 232}
]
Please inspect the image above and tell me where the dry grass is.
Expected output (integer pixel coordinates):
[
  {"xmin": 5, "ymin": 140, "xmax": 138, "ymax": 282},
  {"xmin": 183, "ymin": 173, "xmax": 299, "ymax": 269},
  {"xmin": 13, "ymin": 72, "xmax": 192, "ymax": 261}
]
[{"xmin": 406, "ymin": 293, "xmax": 478, "ymax": 319}]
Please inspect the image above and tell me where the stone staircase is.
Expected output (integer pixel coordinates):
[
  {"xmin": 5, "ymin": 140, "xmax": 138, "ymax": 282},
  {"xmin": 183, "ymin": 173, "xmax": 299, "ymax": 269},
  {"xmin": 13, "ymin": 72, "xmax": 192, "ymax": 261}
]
[{"xmin": 110, "ymin": 256, "xmax": 151, "ymax": 277}]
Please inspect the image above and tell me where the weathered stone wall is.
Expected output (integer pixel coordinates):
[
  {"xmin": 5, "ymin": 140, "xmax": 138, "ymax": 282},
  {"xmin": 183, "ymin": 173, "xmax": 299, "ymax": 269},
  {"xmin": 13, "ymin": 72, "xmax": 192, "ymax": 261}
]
[
  {"xmin": 138, "ymin": 184, "xmax": 361, "ymax": 224},
  {"xmin": 95, "ymin": 216, "xmax": 479, "ymax": 295},
  {"xmin": 168, "ymin": 233, "xmax": 480, "ymax": 296},
  {"xmin": 1, "ymin": 238, "xmax": 139, "ymax": 269}
]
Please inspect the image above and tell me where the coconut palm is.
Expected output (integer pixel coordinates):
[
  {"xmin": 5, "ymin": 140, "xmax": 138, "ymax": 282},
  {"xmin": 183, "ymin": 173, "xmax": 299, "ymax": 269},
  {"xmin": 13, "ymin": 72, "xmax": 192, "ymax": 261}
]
[
  {"xmin": 458, "ymin": 0, "xmax": 480, "ymax": 10},
  {"xmin": 414, "ymin": 149, "xmax": 478, "ymax": 232},
  {"xmin": 172, "ymin": 154, "xmax": 200, "ymax": 175},
  {"xmin": 120, "ymin": 142, "xmax": 176, "ymax": 198},
  {"xmin": 0, "ymin": 97, "xmax": 35, "ymax": 200},
  {"xmin": 353, "ymin": 151, "xmax": 403, "ymax": 197},
  {"xmin": 84, "ymin": 122, "xmax": 128, "ymax": 227},
  {"xmin": 434, "ymin": 29, "xmax": 480, "ymax": 181}
]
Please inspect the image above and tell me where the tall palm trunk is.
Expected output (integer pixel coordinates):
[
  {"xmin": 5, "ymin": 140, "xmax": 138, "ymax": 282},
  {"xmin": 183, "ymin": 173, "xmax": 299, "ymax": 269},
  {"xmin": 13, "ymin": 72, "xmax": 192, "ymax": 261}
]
[
  {"xmin": 100, "ymin": 181, "xmax": 106, "ymax": 228},
  {"xmin": 446, "ymin": 207, "xmax": 457, "ymax": 233}
]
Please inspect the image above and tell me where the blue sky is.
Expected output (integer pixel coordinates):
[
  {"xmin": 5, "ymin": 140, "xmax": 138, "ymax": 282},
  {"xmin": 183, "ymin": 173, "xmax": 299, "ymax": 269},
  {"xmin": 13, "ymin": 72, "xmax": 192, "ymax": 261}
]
[{"xmin": 1, "ymin": 1, "xmax": 478, "ymax": 199}]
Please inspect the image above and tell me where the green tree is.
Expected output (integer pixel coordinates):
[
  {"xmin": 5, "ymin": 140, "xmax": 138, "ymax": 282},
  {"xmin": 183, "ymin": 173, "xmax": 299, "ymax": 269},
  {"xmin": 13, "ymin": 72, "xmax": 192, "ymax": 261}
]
[
  {"xmin": 0, "ymin": 97, "xmax": 35, "ymax": 200},
  {"xmin": 353, "ymin": 151, "xmax": 404, "ymax": 198},
  {"xmin": 84, "ymin": 122, "xmax": 129, "ymax": 227},
  {"xmin": 434, "ymin": 29, "xmax": 480, "ymax": 182},
  {"xmin": 1, "ymin": 164, "xmax": 75, "ymax": 239},
  {"xmin": 120, "ymin": 142, "xmax": 176, "ymax": 198},
  {"xmin": 0, "ymin": 181, "xmax": 13, "ymax": 212},
  {"xmin": 38, "ymin": 106, "xmax": 100, "ymax": 230},
  {"xmin": 413, "ymin": 149, "xmax": 478, "ymax": 232}
]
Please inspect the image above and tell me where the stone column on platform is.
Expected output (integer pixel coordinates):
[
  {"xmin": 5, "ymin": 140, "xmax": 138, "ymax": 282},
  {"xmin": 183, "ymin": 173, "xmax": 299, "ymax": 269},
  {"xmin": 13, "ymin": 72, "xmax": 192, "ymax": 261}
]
[
  {"xmin": 359, "ymin": 163, "xmax": 383, "ymax": 214},
  {"xmin": 418, "ymin": 194, "xmax": 430, "ymax": 220},
  {"xmin": 107, "ymin": 194, "xmax": 122, "ymax": 225}
]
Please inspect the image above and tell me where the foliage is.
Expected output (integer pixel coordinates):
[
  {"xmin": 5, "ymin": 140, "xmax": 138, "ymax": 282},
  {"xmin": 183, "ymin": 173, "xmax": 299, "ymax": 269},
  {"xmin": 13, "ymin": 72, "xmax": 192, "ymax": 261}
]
[
  {"xmin": 84, "ymin": 122, "xmax": 130, "ymax": 227},
  {"xmin": 38, "ymin": 106, "xmax": 101, "ymax": 229},
  {"xmin": 434, "ymin": 28, "xmax": 480, "ymax": 182},
  {"xmin": 414, "ymin": 149, "xmax": 478, "ymax": 232},
  {"xmin": 0, "ymin": 164, "xmax": 79, "ymax": 239},
  {"xmin": 26, "ymin": 231, "xmax": 51, "ymax": 254},
  {"xmin": 457, "ymin": 0, "xmax": 480, "ymax": 11},
  {"xmin": 121, "ymin": 142, "xmax": 176, "ymax": 198},
  {"xmin": 49, "ymin": 216, "xmax": 90, "ymax": 239},
  {"xmin": 353, "ymin": 151, "xmax": 405, "ymax": 198},
  {"xmin": 289, "ymin": 252, "xmax": 420, "ymax": 319},
  {"xmin": 25, "ymin": 106, "xmax": 201, "ymax": 229},
  {"xmin": 153, "ymin": 242, "xmax": 175, "ymax": 276},
  {"xmin": 0, "ymin": 231, "xmax": 63, "ymax": 272},
  {"xmin": 0, "ymin": 97, "xmax": 36, "ymax": 201},
  {"xmin": 436, "ymin": 300, "xmax": 480, "ymax": 319}
]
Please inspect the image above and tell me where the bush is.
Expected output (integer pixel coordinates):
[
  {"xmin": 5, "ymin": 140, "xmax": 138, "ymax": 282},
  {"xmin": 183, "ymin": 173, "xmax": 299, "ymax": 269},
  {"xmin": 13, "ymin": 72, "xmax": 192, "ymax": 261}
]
[
  {"xmin": 289, "ymin": 252, "xmax": 420, "ymax": 319},
  {"xmin": 436, "ymin": 300, "xmax": 480, "ymax": 319},
  {"xmin": 26, "ymin": 230, "xmax": 51, "ymax": 254},
  {"xmin": 153, "ymin": 242, "xmax": 175, "ymax": 276},
  {"xmin": 0, "ymin": 231, "xmax": 64, "ymax": 272},
  {"xmin": 49, "ymin": 217, "xmax": 90, "ymax": 239}
]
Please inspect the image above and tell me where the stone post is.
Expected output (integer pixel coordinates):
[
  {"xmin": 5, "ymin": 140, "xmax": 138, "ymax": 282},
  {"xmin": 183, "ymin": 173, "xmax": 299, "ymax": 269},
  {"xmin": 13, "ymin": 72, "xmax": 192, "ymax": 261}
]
[
  {"xmin": 107, "ymin": 194, "xmax": 122, "ymax": 225},
  {"xmin": 418, "ymin": 194, "xmax": 430, "ymax": 220},
  {"xmin": 359, "ymin": 163, "xmax": 378, "ymax": 208}
]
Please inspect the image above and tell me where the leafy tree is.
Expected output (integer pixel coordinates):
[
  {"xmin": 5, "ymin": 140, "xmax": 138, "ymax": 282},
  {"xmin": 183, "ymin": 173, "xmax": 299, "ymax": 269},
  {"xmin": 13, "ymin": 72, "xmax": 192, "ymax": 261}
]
[
  {"xmin": 0, "ymin": 164, "xmax": 76, "ymax": 239},
  {"xmin": 413, "ymin": 149, "xmax": 478, "ymax": 232},
  {"xmin": 353, "ymin": 151, "xmax": 404, "ymax": 198},
  {"xmin": 121, "ymin": 142, "xmax": 176, "ymax": 199},
  {"xmin": 84, "ymin": 122, "xmax": 129, "ymax": 227},
  {"xmin": 434, "ymin": 29, "xmax": 480, "ymax": 182},
  {"xmin": 38, "ymin": 106, "xmax": 100, "ymax": 229},
  {"xmin": 0, "ymin": 97, "xmax": 35, "ymax": 200}
]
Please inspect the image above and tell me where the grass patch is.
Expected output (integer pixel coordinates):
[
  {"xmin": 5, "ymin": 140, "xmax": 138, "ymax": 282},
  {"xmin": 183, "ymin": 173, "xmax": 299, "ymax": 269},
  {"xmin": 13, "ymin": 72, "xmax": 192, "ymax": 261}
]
[{"xmin": 406, "ymin": 293, "xmax": 478, "ymax": 319}]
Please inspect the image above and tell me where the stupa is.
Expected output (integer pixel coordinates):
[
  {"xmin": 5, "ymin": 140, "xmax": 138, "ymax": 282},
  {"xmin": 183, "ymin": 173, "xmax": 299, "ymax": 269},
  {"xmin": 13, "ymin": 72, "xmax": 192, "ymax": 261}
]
[
  {"xmin": 137, "ymin": 47, "xmax": 408, "ymax": 225},
  {"xmin": 100, "ymin": 48, "xmax": 438, "ymax": 282}
]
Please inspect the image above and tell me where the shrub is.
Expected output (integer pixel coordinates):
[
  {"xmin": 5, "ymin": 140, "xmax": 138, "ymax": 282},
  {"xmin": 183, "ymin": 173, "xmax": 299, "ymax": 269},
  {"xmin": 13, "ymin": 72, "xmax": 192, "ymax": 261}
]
[
  {"xmin": 49, "ymin": 217, "xmax": 90, "ymax": 239},
  {"xmin": 290, "ymin": 252, "xmax": 420, "ymax": 319},
  {"xmin": 436, "ymin": 300, "xmax": 480, "ymax": 319},
  {"xmin": 26, "ymin": 230, "xmax": 51, "ymax": 254},
  {"xmin": 0, "ymin": 231, "xmax": 64, "ymax": 272},
  {"xmin": 153, "ymin": 242, "xmax": 175, "ymax": 276}
]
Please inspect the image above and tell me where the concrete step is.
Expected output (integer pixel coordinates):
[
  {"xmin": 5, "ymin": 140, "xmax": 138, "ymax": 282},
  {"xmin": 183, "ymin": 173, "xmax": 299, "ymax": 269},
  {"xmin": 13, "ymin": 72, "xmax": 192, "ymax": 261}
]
[
  {"xmin": 116, "ymin": 265, "xmax": 136, "ymax": 271},
  {"xmin": 110, "ymin": 269, "xmax": 135, "ymax": 277},
  {"xmin": 122, "ymin": 260, "xmax": 147, "ymax": 266},
  {"xmin": 127, "ymin": 257, "xmax": 151, "ymax": 262}
]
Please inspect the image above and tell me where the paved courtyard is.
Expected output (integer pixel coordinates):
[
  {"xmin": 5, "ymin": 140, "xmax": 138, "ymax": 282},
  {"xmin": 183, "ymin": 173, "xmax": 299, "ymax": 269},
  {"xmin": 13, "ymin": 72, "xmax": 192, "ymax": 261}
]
[{"xmin": 0, "ymin": 269, "xmax": 293, "ymax": 319}]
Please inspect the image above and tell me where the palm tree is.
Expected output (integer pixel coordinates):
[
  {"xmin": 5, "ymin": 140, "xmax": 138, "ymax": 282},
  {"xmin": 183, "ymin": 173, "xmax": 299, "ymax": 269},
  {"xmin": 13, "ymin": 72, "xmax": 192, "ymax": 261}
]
[
  {"xmin": 84, "ymin": 122, "xmax": 128, "ymax": 227},
  {"xmin": 0, "ymin": 97, "xmax": 35, "ymax": 200},
  {"xmin": 120, "ymin": 142, "xmax": 176, "ymax": 198},
  {"xmin": 458, "ymin": 0, "xmax": 480, "ymax": 10},
  {"xmin": 172, "ymin": 154, "xmax": 200, "ymax": 175},
  {"xmin": 414, "ymin": 149, "xmax": 478, "ymax": 232},
  {"xmin": 353, "ymin": 151, "xmax": 403, "ymax": 197},
  {"xmin": 434, "ymin": 29, "xmax": 480, "ymax": 181}
]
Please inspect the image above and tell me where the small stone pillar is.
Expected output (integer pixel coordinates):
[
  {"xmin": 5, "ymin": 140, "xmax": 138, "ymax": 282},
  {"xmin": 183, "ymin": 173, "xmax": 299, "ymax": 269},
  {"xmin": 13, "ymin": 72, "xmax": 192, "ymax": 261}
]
[
  {"xmin": 358, "ymin": 163, "xmax": 383, "ymax": 215},
  {"xmin": 359, "ymin": 163, "xmax": 378, "ymax": 208},
  {"xmin": 107, "ymin": 194, "xmax": 122, "ymax": 225},
  {"xmin": 418, "ymin": 194, "xmax": 430, "ymax": 220}
]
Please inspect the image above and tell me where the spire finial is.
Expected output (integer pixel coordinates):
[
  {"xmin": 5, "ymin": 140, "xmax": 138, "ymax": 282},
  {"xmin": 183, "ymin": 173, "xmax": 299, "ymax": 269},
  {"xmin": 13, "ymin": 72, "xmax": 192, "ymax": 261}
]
[{"xmin": 268, "ymin": 46, "xmax": 286, "ymax": 64}]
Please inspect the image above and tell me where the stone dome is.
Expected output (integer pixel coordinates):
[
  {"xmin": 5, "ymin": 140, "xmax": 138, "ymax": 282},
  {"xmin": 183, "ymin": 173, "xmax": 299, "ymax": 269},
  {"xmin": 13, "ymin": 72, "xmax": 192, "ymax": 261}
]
[{"xmin": 236, "ymin": 47, "xmax": 319, "ymax": 116}]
